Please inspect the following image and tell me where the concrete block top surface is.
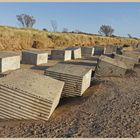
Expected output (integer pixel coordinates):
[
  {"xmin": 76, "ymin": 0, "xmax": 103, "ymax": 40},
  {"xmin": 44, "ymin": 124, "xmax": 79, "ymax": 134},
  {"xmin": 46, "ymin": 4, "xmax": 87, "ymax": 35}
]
[
  {"xmin": 82, "ymin": 46, "xmax": 94, "ymax": 49},
  {"xmin": 0, "ymin": 69, "xmax": 64, "ymax": 101},
  {"xmin": 52, "ymin": 49, "xmax": 71, "ymax": 52},
  {"xmin": 65, "ymin": 47, "xmax": 81, "ymax": 50},
  {"xmin": 99, "ymin": 55, "xmax": 128, "ymax": 69},
  {"xmin": 114, "ymin": 53, "xmax": 137, "ymax": 61},
  {"xmin": 23, "ymin": 49, "xmax": 48, "ymax": 54},
  {"xmin": 46, "ymin": 63, "xmax": 92, "ymax": 76},
  {"xmin": 122, "ymin": 46, "xmax": 134, "ymax": 52},
  {"xmin": 0, "ymin": 51, "xmax": 20, "ymax": 58},
  {"xmin": 123, "ymin": 51, "xmax": 140, "ymax": 57},
  {"xmin": 94, "ymin": 46, "xmax": 104, "ymax": 49}
]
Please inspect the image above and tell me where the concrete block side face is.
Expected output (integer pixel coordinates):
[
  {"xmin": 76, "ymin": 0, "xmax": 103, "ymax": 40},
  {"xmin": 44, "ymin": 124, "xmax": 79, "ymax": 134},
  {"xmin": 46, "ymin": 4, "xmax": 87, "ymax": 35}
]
[
  {"xmin": 73, "ymin": 48, "xmax": 82, "ymax": 59},
  {"xmin": 81, "ymin": 47, "xmax": 94, "ymax": 57},
  {"xmin": 1, "ymin": 56, "xmax": 20, "ymax": 73},
  {"xmin": 122, "ymin": 52, "xmax": 139, "ymax": 64},
  {"xmin": 64, "ymin": 50, "xmax": 72, "ymax": 61},
  {"xmin": 48, "ymin": 82, "xmax": 64, "ymax": 118},
  {"xmin": 22, "ymin": 52, "xmax": 37, "ymax": 65},
  {"xmin": 45, "ymin": 71, "xmax": 83, "ymax": 97},
  {"xmin": 104, "ymin": 46, "xmax": 117, "ymax": 54},
  {"xmin": 0, "ymin": 58, "xmax": 2, "ymax": 72},
  {"xmin": 94, "ymin": 47, "xmax": 104, "ymax": 55},
  {"xmin": 36, "ymin": 53, "xmax": 48, "ymax": 65},
  {"xmin": 81, "ymin": 69, "xmax": 92, "ymax": 95},
  {"xmin": 51, "ymin": 50, "xmax": 65, "ymax": 60},
  {"xmin": 91, "ymin": 48, "xmax": 95, "ymax": 55},
  {"xmin": 95, "ymin": 60, "xmax": 127, "ymax": 77},
  {"xmin": 114, "ymin": 54, "xmax": 135, "ymax": 69},
  {"xmin": 0, "ymin": 88, "xmax": 51, "ymax": 120},
  {"xmin": 122, "ymin": 46, "xmax": 134, "ymax": 52},
  {"xmin": 103, "ymin": 47, "xmax": 106, "ymax": 54}
]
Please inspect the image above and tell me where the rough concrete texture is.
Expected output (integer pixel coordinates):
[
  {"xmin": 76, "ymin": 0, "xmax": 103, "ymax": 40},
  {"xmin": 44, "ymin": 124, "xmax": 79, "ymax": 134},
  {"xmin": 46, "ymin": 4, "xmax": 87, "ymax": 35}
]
[
  {"xmin": 51, "ymin": 50, "xmax": 72, "ymax": 61},
  {"xmin": 22, "ymin": 50, "xmax": 48, "ymax": 65},
  {"xmin": 0, "ymin": 69, "xmax": 64, "ymax": 120},
  {"xmin": 45, "ymin": 64, "xmax": 92, "ymax": 97},
  {"xmin": 0, "ymin": 51, "xmax": 20, "ymax": 73},
  {"xmin": 122, "ymin": 46, "xmax": 134, "ymax": 52},
  {"xmin": 0, "ymin": 67, "xmax": 140, "ymax": 138},
  {"xmin": 137, "ymin": 43, "xmax": 140, "ymax": 50},
  {"xmin": 95, "ymin": 55, "xmax": 128, "ymax": 78},
  {"xmin": 113, "ymin": 53, "xmax": 136, "ymax": 69},
  {"xmin": 122, "ymin": 51, "xmax": 140, "ymax": 64},
  {"xmin": 81, "ymin": 47, "xmax": 95, "ymax": 57},
  {"xmin": 94, "ymin": 46, "xmax": 105, "ymax": 55},
  {"xmin": 66, "ymin": 47, "xmax": 82, "ymax": 59},
  {"xmin": 60, "ymin": 56, "xmax": 99, "ymax": 76},
  {"xmin": 104, "ymin": 45, "xmax": 117, "ymax": 54}
]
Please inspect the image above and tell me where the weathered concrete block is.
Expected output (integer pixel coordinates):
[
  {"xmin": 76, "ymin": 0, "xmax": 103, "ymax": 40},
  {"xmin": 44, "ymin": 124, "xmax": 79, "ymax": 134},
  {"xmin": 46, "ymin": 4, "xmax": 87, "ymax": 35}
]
[
  {"xmin": 51, "ymin": 50, "xmax": 72, "ymax": 61},
  {"xmin": 137, "ymin": 43, "xmax": 140, "ymax": 50},
  {"xmin": 0, "ymin": 52, "xmax": 20, "ymax": 73},
  {"xmin": 104, "ymin": 45, "xmax": 117, "ymax": 54},
  {"xmin": 22, "ymin": 50, "xmax": 48, "ymax": 65},
  {"xmin": 113, "ymin": 53, "xmax": 136, "ymax": 69},
  {"xmin": 95, "ymin": 55, "xmax": 128, "ymax": 77},
  {"xmin": 45, "ymin": 64, "xmax": 92, "ymax": 97},
  {"xmin": 122, "ymin": 51, "xmax": 140, "ymax": 64},
  {"xmin": 122, "ymin": 46, "xmax": 134, "ymax": 52},
  {"xmin": 66, "ymin": 47, "xmax": 81, "ymax": 59},
  {"xmin": 45, "ymin": 50, "xmax": 51, "ymax": 60},
  {"xmin": 0, "ymin": 69, "xmax": 64, "ymax": 121},
  {"xmin": 60, "ymin": 56, "xmax": 98, "ymax": 77},
  {"xmin": 94, "ymin": 46, "xmax": 105, "ymax": 55},
  {"xmin": 81, "ymin": 47, "xmax": 95, "ymax": 57}
]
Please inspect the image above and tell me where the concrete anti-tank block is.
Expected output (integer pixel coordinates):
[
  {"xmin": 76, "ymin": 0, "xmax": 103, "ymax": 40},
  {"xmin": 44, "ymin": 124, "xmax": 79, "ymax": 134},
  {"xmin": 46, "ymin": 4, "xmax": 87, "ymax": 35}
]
[
  {"xmin": 113, "ymin": 53, "xmax": 136, "ymax": 69},
  {"xmin": 66, "ymin": 47, "xmax": 82, "ymax": 59},
  {"xmin": 122, "ymin": 46, "xmax": 134, "ymax": 52},
  {"xmin": 51, "ymin": 50, "xmax": 72, "ymax": 61},
  {"xmin": 104, "ymin": 45, "xmax": 117, "ymax": 54},
  {"xmin": 0, "ymin": 51, "xmax": 20, "ymax": 73},
  {"xmin": 0, "ymin": 69, "xmax": 64, "ymax": 121},
  {"xmin": 45, "ymin": 64, "xmax": 92, "ymax": 97},
  {"xmin": 81, "ymin": 47, "xmax": 95, "ymax": 57},
  {"xmin": 122, "ymin": 51, "xmax": 140, "ymax": 64},
  {"xmin": 94, "ymin": 46, "xmax": 105, "ymax": 55},
  {"xmin": 22, "ymin": 50, "xmax": 48, "ymax": 65},
  {"xmin": 95, "ymin": 55, "xmax": 128, "ymax": 77}
]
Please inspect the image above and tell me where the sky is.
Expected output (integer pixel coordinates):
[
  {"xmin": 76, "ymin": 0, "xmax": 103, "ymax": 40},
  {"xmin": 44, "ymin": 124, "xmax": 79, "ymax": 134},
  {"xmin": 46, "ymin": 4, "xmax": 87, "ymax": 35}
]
[{"xmin": 0, "ymin": 2, "xmax": 140, "ymax": 37}]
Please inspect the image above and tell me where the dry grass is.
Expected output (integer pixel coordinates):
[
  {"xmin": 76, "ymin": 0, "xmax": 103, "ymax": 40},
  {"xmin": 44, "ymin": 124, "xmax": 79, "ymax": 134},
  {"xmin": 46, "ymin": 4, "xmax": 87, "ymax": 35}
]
[{"xmin": 0, "ymin": 26, "xmax": 139, "ymax": 51}]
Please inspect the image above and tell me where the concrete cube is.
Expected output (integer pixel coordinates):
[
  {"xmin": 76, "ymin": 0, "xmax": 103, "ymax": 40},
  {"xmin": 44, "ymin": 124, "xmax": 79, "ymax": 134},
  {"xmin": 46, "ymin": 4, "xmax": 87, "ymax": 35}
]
[
  {"xmin": 22, "ymin": 50, "xmax": 48, "ymax": 65},
  {"xmin": 45, "ymin": 64, "xmax": 92, "ymax": 97},
  {"xmin": 60, "ymin": 56, "xmax": 99, "ymax": 77},
  {"xmin": 94, "ymin": 46, "xmax": 105, "ymax": 55},
  {"xmin": 95, "ymin": 55, "xmax": 128, "ymax": 77},
  {"xmin": 122, "ymin": 51, "xmax": 140, "ymax": 64},
  {"xmin": 113, "ymin": 53, "xmax": 136, "ymax": 69},
  {"xmin": 137, "ymin": 43, "xmax": 140, "ymax": 50},
  {"xmin": 51, "ymin": 50, "xmax": 72, "ymax": 61},
  {"xmin": 66, "ymin": 47, "xmax": 82, "ymax": 59},
  {"xmin": 0, "ymin": 69, "xmax": 64, "ymax": 121},
  {"xmin": 122, "ymin": 46, "xmax": 134, "ymax": 52},
  {"xmin": 81, "ymin": 47, "xmax": 95, "ymax": 57},
  {"xmin": 0, "ymin": 51, "xmax": 20, "ymax": 73},
  {"xmin": 104, "ymin": 45, "xmax": 117, "ymax": 54}
]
